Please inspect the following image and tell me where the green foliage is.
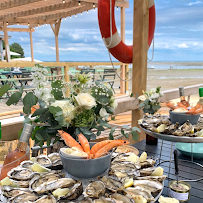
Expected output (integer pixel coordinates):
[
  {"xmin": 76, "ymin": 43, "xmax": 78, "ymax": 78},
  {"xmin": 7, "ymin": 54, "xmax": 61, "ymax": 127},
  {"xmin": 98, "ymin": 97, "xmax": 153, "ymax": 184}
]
[
  {"xmin": 0, "ymin": 84, "xmax": 10, "ymax": 97},
  {"xmin": 10, "ymin": 42, "xmax": 24, "ymax": 58},
  {"xmin": 51, "ymin": 80, "xmax": 64, "ymax": 100},
  {"xmin": 75, "ymin": 109, "xmax": 95, "ymax": 127}
]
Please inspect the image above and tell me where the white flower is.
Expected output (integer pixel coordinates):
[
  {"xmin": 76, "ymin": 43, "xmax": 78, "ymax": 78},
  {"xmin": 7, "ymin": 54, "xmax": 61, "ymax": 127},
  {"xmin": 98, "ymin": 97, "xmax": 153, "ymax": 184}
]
[
  {"xmin": 110, "ymin": 98, "xmax": 118, "ymax": 109},
  {"xmin": 99, "ymin": 108, "xmax": 109, "ymax": 119},
  {"xmin": 138, "ymin": 95, "xmax": 146, "ymax": 101},
  {"xmin": 149, "ymin": 93, "xmax": 160, "ymax": 103},
  {"xmin": 159, "ymin": 91, "xmax": 164, "ymax": 97},
  {"xmin": 149, "ymin": 88, "xmax": 156, "ymax": 95},
  {"xmin": 75, "ymin": 93, "xmax": 96, "ymax": 109}
]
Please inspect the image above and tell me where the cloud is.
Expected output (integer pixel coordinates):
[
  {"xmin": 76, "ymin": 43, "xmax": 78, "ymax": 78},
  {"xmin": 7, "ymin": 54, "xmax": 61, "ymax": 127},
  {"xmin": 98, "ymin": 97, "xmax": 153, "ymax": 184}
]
[
  {"xmin": 188, "ymin": 1, "xmax": 203, "ymax": 6},
  {"xmin": 178, "ymin": 43, "xmax": 188, "ymax": 48}
]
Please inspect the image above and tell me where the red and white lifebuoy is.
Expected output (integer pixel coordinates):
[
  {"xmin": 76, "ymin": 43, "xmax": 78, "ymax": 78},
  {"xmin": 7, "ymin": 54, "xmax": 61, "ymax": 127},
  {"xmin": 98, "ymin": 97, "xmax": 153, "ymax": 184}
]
[{"xmin": 98, "ymin": 0, "xmax": 156, "ymax": 64}]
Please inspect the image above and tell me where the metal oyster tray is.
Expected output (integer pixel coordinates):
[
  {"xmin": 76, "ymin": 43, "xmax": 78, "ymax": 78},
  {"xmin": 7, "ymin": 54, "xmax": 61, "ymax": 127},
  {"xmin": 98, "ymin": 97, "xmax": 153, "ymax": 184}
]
[{"xmin": 140, "ymin": 126, "xmax": 203, "ymax": 143}]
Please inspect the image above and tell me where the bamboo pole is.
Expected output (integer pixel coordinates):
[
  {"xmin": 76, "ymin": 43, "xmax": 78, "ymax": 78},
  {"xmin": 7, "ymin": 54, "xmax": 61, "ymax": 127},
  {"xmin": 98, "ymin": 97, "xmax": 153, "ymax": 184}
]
[
  {"xmin": 131, "ymin": 0, "xmax": 149, "ymax": 143},
  {"xmin": 29, "ymin": 29, "xmax": 34, "ymax": 62},
  {"xmin": 120, "ymin": 7, "xmax": 126, "ymax": 94}
]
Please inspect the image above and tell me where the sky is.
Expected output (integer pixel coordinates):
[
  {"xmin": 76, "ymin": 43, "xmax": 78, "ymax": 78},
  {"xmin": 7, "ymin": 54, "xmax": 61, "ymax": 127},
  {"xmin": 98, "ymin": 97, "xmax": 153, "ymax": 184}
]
[{"xmin": 1, "ymin": 0, "xmax": 203, "ymax": 62}]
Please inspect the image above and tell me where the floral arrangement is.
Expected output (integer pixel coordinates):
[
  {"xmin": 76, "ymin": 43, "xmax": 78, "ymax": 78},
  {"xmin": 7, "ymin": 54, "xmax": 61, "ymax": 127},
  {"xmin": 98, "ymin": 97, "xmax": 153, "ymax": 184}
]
[
  {"xmin": 137, "ymin": 86, "xmax": 163, "ymax": 115},
  {"xmin": 1, "ymin": 64, "xmax": 140, "ymax": 146}
]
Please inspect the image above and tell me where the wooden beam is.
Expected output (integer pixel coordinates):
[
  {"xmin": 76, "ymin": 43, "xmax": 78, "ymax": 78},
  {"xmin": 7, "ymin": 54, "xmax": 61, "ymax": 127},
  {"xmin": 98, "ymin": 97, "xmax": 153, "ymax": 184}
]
[
  {"xmin": 3, "ymin": 22, "xmax": 10, "ymax": 62},
  {"xmin": 0, "ymin": 1, "xmax": 85, "ymax": 21},
  {"xmin": 0, "ymin": 0, "xmax": 43, "ymax": 11},
  {"xmin": 0, "ymin": 27, "xmax": 34, "ymax": 32},
  {"xmin": 29, "ymin": 29, "xmax": 34, "ymax": 62},
  {"xmin": 131, "ymin": 0, "xmax": 149, "ymax": 143}
]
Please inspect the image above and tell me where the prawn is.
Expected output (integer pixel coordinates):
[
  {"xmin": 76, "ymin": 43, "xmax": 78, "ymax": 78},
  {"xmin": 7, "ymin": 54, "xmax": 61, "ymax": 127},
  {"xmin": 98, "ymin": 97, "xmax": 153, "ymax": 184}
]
[
  {"xmin": 177, "ymin": 102, "xmax": 188, "ymax": 110},
  {"xmin": 187, "ymin": 103, "xmax": 201, "ymax": 114},
  {"xmin": 90, "ymin": 140, "xmax": 113, "ymax": 155},
  {"xmin": 188, "ymin": 107, "xmax": 203, "ymax": 115},
  {"xmin": 57, "ymin": 130, "xmax": 84, "ymax": 152},
  {"xmin": 94, "ymin": 140, "xmax": 129, "ymax": 159},
  {"xmin": 78, "ymin": 133, "xmax": 91, "ymax": 157},
  {"xmin": 166, "ymin": 102, "xmax": 178, "ymax": 110}
]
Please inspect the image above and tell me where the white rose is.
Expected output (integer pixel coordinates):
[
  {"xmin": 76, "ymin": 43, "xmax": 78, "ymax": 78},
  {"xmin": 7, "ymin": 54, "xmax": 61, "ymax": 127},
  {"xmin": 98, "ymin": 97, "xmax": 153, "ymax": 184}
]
[
  {"xmin": 75, "ymin": 93, "xmax": 96, "ymax": 109},
  {"xmin": 99, "ymin": 108, "xmax": 109, "ymax": 119},
  {"xmin": 149, "ymin": 88, "xmax": 156, "ymax": 95},
  {"xmin": 138, "ymin": 95, "xmax": 146, "ymax": 101},
  {"xmin": 110, "ymin": 98, "xmax": 118, "ymax": 109},
  {"xmin": 149, "ymin": 93, "xmax": 160, "ymax": 102}
]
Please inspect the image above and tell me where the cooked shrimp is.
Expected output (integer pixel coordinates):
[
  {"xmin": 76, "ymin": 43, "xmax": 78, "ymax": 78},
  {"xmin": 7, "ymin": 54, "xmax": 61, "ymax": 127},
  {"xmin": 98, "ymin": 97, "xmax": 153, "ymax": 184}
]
[
  {"xmin": 94, "ymin": 140, "xmax": 130, "ymax": 159},
  {"xmin": 187, "ymin": 103, "xmax": 202, "ymax": 114},
  {"xmin": 90, "ymin": 140, "xmax": 113, "ymax": 155},
  {"xmin": 78, "ymin": 133, "xmax": 91, "ymax": 157},
  {"xmin": 166, "ymin": 102, "xmax": 178, "ymax": 110},
  {"xmin": 57, "ymin": 130, "xmax": 84, "ymax": 152},
  {"xmin": 188, "ymin": 108, "xmax": 203, "ymax": 115},
  {"xmin": 177, "ymin": 102, "xmax": 188, "ymax": 110}
]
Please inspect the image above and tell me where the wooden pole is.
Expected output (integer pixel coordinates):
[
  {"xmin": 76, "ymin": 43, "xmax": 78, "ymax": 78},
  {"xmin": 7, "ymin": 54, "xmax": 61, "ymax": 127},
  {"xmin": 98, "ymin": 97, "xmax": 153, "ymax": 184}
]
[
  {"xmin": 64, "ymin": 65, "xmax": 70, "ymax": 96},
  {"xmin": 125, "ymin": 64, "xmax": 129, "ymax": 93},
  {"xmin": 3, "ymin": 22, "xmax": 10, "ymax": 62},
  {"xmin": 120, "ymin": 7, "xmax": 126, "ymax": 94},
  {"xmin": 130, "ymin": 0, "xmax": 149, "ymax": 143},
  {"xmin": 29, "ymin": 29, "xmax": 34, "ymax": 62}
]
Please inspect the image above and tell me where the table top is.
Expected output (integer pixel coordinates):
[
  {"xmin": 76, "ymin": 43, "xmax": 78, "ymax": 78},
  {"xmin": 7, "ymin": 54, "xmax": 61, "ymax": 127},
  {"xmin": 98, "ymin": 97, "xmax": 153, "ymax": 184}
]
[{"xmin": 132, "ymin": 139, "xmax": 203, "ymax": 202}]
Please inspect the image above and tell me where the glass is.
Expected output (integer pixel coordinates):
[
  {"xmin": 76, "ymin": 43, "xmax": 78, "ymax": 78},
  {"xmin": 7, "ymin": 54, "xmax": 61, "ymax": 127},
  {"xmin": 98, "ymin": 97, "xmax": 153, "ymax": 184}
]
[
  {"xmin": 0, "ymin": 141, "xmax": 30, "ymax": 180},
  {"xmin": 146, "ymin": 134, "xmax": 158, "ymax": 145}
]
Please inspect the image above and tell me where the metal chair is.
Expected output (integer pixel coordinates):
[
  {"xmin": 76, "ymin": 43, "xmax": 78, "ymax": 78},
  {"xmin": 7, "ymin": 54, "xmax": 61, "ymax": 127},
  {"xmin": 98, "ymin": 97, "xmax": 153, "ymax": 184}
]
[
  {"xmin": 101, "ymin": 68, "xmax": 116, "ymax": 93},
  {"xmin": 18, "ymin": 71, "xmax": 34, "ymax": 93},
  {"xmin": 80, "ymin": 68, "xmax": 96, "ymax": 82}
]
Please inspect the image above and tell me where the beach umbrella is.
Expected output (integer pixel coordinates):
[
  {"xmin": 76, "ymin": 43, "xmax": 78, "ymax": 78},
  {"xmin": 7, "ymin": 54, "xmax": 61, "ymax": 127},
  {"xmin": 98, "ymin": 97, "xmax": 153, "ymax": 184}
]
[
  {"xmin": 11, "ymin": 57, "xmax": 42, "ymax": 62},
  {"xmin": 3, "ymin": 50, "xmax": 21, "ymax": 56}
]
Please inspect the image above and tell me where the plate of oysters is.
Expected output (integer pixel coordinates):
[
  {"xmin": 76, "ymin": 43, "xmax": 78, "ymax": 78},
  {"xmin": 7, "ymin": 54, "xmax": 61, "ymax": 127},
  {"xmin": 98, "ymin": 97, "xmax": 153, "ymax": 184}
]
[
  {"xmin": 139, "ymin": 114, "xmax": 203, "ymax": 143},
  {"xmin": 0, "ymin": 146, "xmax": 166, "ymax": 203}
]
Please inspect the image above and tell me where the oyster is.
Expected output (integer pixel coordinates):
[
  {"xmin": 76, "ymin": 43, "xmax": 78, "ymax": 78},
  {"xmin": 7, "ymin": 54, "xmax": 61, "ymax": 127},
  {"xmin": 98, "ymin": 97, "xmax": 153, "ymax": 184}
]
[
  {"xmin": 139, "ymin": 159, "xmax": 156, "ymax": 168},
  {"xmin": 53, "ymin": 181, "xmax": 83, "ymax": 200},
  {"xmin": 173, "ymin": 121, "xmax": 193, "ymax": 136},
  {"xmin": 83, "ymin": 181, "xmax": 105, "ymax": 198},
  {"xmin": 48, "ymin": 153, "xmax": 60, "ymax": 162},
  {"xmin": 100, "ymin": 176, "xmax": 123, "ymax": 192},
  {"xmin": 111, "ymin": 193, "xmax": 135, "ymax": 203},
  {"xmin": 133, "ymin": 180, "xmax": 163, "ymax": 193},
  {"xmin": 125, "ymin": 187, "xmax": 155, "ymax": 202},
  {"xmin": 93, "ymin": 197, "xmax": 116, "ymax": 203},
  {"xmin": 111, "ymin": 162, "xmax": 140, "ymax": 171},
  {"xmin": 36, "ymin": 154, "xmax": 52, "ymax": 168},
  {"xmin": 47, "ymin": 153, "xmax": 63, "ymax": 170},
  {"xmin": 139, "ymin": 167, "xmax": 157, "ymax": 176},
  {"xmin": 30, "ymin": 177, "xmax": 76, "ymax": 194},
  {"xmin": 7, "ymin": 167, "xmax": 38, "ymax": 181},
  {"xmin": 20, "ymin": 160, "xmax": 35, "ymax": 169},
  {"xmin": 136, "ymin": 175, "xmax": 167, "ymax": 182},
  {"xmin": 80, "ymin": 198, "xmax": 93, "ymax": 203},
  {"xmin": 115, "ymin": 146, "xmax": 139, "ymax": 155},
  {"xmin": 33, "ymin": 195, "xmax": 57, "ymax": 203},
  {"xmin": 9, "ymin": 192, "xmax": 39, "ymax": 203},
  {"xmin": 2, "ymin": 185, "xmax": 30, "ymax": 198}
]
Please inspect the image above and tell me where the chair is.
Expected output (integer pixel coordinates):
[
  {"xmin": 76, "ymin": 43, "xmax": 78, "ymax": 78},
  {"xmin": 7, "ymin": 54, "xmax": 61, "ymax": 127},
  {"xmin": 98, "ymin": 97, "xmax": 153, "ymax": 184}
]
[
  {"xmin": 101, "ymin": 68, "xmax": 116, "ymax": 93},
  {"xmin": 18, "ymin": 71, "xmax": 34, "ymax": 93},
  {"xmin": 80, "ymin": 68, "xmax": 96, "ymax": 82}
]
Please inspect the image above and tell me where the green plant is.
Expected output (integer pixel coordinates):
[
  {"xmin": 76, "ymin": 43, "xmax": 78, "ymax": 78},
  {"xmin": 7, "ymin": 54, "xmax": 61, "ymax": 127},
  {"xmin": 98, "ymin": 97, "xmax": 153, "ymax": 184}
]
[{"xmin": 2, "ymin": 64, "xmax": 140, "ymax": 146}]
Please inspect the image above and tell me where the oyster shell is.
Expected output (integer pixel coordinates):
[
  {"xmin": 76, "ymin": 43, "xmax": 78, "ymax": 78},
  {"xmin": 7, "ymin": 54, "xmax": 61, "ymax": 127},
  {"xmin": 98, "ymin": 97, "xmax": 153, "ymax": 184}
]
[
  {"xmin": 2, "ymin": 185, "xmax": 30, "ymax": 198},
  {"xmin": 133, "ymin": 180, "xmax": 163, "ymax": 193},
  {"xmin": 139, "ymin": 159, "xmax": 156, "ymax": 169},
  {"xmin": 33, "ymin": 195, "xmax": 57, "ymax": 203},
  {"xmin": 111, "ymin": 162, "xmax": 141, "ymax": 171},
  {"xmin": 36, "ymin": 154, "xmax": 52, "ymax": 168},
  {"xmin": 83, "ymin": 181, "xmax": 105, "ymax": 198},
  {"xmin": 7, "ymin": 167, "xmax": 38, "ymax": 181},
  {"xmin": 47, "ymin": 153, "xmax": 63, "ymax": 170},
  {"xmin": 48, "ymin": 153, "xmax": 60, "ymax": 162},
  {"xmin": 111, "ymin": 193, "xmax": 135, "ymax": 203},
  {"xmin": 139, "ymin": 167, "xmax": 157, "ymax": 176},
  {"xmin": 100, "ymin": 176, "xmax": 123, "ymax": 192},
  {"xmin": 30, "ymin": 177, "xmax": 76, "ymax": 194},
  {"xmin": 93, "ymin": 197, "xmax": 116, "ymax": 203},
  {"xmin": 9, "ymin": 192, "xmax": 39, "ymax": 203},
  {"xmin": 115, "ymin": 146, "xmax": 139, "ymax": 155},
  {"xmin": 80, "ymin": 198, "xmax": 93, "ymax": 203},
  {"xmin": 20, "ymin": 160, "xmax": 35, "ymax": 169},
  {"xmin": 136, "ymin": 175, "xmax": 167, "ymax": 182}
]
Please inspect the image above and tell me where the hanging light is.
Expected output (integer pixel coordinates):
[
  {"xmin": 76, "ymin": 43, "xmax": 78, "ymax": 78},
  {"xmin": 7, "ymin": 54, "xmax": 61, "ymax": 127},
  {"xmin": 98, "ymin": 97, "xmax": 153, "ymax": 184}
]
[
  {"xmin": 6, "ymin": 22, "xmax": 8, "ymax": 25},
  {"xmin": 78, "ymin": 1, "xmax": 81, "ymax": 5},
  {"xmin": 70, "ymin": 15, "xmax": 72, "ymax": 19},
  {"xmin": 65, "ymin": 17, "xmax": 67, "ymax": 20},
  {"xmin": 28, "ymin": 23, "xmax": 30, "ymax": 26},
  {"xmin": 116, "ymin": 6, "xmax": 118, "ymax": 10},
  {"xmin": 38, "ymin": 23, "xmax": 40, "ymax": 27},
  {"xmin": 93, "ymin": 3, "xmax": 95, "ymax": 7},
  {"xmin": 75, "ymin": 14, "xmax": 77, "ymax": 17},
  {"xmin": 94, "ymin": 7, "xmax": 95, "ymax": 11},
  {"xmin": 81, "ymin": 12, "xmax": 83, "ymax": 15},
  {"xmin": 17, "ymin": 22, "xmax": 19, "ymax": 25},
  {"xmin": 46, "ymin": 23, "xmax": 47, "ymax": 26},
  {"xmin": 62, "ymin": 0, "xmax": 65, "ymax": 3},
  {"xmin": 87, "ymin": 10, "xmax": 89, "ymax": 13}
]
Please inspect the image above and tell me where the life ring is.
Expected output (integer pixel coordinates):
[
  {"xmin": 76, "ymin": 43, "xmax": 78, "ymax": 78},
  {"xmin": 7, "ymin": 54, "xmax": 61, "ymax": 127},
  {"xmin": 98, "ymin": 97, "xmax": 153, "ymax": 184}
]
[{"xmin": 98, "ymin": 0, "xmax": 156, "ymax": 64}]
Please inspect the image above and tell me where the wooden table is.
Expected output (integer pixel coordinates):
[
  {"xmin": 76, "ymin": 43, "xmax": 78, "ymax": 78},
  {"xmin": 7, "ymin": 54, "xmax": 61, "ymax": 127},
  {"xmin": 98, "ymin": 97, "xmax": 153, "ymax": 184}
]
[{"xmin": 132, "ymin": 139, "xmax": 203, "ymax": 202}]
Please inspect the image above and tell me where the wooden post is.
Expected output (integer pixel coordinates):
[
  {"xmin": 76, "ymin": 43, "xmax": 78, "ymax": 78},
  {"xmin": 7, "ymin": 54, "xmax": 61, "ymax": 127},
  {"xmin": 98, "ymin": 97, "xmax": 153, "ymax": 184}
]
[
  {"xmin": 64, "ymin": 65, "xmax": 70, "ymax": 96},
  {"xmin": 120, "ymin": 7, "xmax": 126, "ymax": 94},
  {"xmin": 125, "ymin": 64, "xmax": 129, "ymax": 93},
  {"xmin": 3, "ymin": 22, "xmax": 10, "ymax": 62},
  {"xmin": 130, "ymin": 0, "xmax": 149, "ymax": 143},
  {"xmin": 29, "ymin": 29, "xmax": 34, "ymax": 62}
]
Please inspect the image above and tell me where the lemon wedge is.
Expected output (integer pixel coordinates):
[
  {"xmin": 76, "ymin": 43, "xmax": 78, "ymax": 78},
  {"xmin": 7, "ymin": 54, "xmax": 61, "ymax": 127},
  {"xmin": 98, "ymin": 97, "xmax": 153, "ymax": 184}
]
[
  {"xmin": 31, "ymin": 163, "xmax": 51, "ymax": 173},
  {"xmin": 156, "ymin": 124, "xmax": 167, "ymax": 133},
  {"xmin": 151, "ymin": 167, "xmax": 164, "ymax": 176},
  {"xmin": 124, "ymin": 178, "xmax": 134, "ymax": 188},
  {"xmin": 132, "ymin": 195, "xmax": 147, "ymax": 203},
  {"xmin": 52, "ymin": 188, "xmax": 70, "ymax": 197},
  {"xmin": 126, "ymin": 153, "xmax": 139, "ymax": 163},
  {"xmin": 30, "ymin": 157, "xmax": 36, "ymax": 162},
  {"xmin": 196, "ymin": 129, "xmax": 203, "ymax": 137},
  {"xmin": 0, "ymin": 177, "xmax": 19, "ymax": 187},
  {"xmin": 139, "ymin": 152, "xmax": 147, "ymax": 162}
]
